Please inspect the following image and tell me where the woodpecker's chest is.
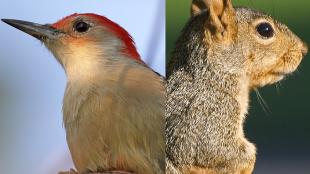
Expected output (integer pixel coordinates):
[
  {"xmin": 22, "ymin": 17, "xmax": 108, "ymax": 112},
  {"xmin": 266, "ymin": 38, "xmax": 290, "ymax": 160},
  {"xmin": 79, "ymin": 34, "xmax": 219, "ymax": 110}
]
[{"xmin": 62, "ymin": 81, "xmax": 91, "ymax": 126}]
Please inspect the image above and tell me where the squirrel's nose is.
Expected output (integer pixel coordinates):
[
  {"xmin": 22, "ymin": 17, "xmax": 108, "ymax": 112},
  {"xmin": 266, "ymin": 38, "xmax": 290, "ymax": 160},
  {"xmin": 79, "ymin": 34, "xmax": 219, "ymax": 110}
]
[{"xmin": 302, "ymin": 42, "xmax": 308, "ymax": 57}]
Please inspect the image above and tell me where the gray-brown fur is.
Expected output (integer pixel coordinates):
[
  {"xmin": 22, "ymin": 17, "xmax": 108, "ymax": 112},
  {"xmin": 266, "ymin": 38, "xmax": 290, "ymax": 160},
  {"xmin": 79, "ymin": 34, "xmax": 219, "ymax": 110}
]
[{"xmin": 166, "ymin": 1, "xmax": 307, "ymax": 173}]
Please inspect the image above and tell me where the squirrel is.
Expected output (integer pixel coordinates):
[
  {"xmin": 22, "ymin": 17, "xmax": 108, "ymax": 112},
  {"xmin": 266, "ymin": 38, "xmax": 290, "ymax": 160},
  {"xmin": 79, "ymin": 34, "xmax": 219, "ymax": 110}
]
[{"xmin": 166, "ymin": 0, "xmax": 308, "ymax": 174}]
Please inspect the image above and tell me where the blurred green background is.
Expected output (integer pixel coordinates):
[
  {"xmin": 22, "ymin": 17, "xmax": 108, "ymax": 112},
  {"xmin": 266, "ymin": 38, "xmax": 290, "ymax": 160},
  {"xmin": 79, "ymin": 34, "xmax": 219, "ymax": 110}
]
[{"xmin": 167, "ymin": 0, "xmax": 310, "ymax": 173}]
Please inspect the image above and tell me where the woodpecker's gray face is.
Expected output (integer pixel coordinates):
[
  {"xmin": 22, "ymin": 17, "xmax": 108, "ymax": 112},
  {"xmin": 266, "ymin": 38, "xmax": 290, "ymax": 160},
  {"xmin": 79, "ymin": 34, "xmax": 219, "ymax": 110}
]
[
  {"xmin": 1, "ymin": 19, "xmax": 62, "ymax": 41},
  {"xmin": 2, "ymin": 14, "xmax": 141, "ymax": 69}
]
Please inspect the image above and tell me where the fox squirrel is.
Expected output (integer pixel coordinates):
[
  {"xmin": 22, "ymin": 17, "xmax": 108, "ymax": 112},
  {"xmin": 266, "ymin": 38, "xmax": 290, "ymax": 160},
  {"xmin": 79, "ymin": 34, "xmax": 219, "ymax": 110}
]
[{"xmin": 166, "ymin": 0, "xmax": 307, "ymax": 173}]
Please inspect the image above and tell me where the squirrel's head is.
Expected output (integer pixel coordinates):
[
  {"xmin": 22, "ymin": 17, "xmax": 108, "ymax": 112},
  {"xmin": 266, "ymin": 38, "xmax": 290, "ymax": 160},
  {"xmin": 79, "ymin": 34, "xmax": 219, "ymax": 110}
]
[
  {"xmin": 235, "ymin": 8, "xmax": 307, "ymax": 89},
  {"xmin": 190, "ymin": 0, "xmax": 307, "ymax": 89}
]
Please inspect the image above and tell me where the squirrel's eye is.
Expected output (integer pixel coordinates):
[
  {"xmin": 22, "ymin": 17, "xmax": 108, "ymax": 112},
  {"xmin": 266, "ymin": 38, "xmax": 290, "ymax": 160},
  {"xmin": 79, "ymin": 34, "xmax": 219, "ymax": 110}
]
[
  {"xmin": 74, "ymin": 21, "xmax": 89, "ymax": 33},
  {"xmin": 256, "ymin": 22, "xmax": 274, "ymax": 38}
]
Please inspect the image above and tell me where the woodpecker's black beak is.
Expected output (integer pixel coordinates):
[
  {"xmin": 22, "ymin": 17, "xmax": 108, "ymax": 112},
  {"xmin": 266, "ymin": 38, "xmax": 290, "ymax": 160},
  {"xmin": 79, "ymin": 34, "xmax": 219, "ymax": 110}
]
[{"xmin": 2, "ymin": 19, "xmax": 61, "ymax": 40}]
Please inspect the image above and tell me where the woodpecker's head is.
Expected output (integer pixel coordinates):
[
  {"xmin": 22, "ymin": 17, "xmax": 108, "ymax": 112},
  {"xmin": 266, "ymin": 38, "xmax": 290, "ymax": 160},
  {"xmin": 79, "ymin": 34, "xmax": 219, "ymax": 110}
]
[{"xmin": 2, "ymin": 13, "xmax": 141, "ymax": 69}]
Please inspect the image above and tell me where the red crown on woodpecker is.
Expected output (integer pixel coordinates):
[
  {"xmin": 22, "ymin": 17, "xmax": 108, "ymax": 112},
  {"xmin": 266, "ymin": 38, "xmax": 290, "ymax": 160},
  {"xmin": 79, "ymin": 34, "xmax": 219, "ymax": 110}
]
[
  {"xmin": 2, "ymin": 13, "xmax": 141, "ymax": 62},
  {"xmin": 52, "ymin": 13, "xmax": 141, "ymax": 61}
]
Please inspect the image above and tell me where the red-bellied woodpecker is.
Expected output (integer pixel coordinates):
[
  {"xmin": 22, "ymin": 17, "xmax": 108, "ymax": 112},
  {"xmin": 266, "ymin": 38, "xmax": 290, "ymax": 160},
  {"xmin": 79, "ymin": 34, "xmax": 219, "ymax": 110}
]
[{"xmin": 2, "ymin": 13, "xmax": 165, "ymax": 174}]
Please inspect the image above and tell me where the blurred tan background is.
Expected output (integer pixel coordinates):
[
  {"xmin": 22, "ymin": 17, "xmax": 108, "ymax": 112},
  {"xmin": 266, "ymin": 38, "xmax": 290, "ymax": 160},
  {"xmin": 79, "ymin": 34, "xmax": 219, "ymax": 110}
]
[{"xmin": 167, "ymin": 0, "xmax": 310, "ymax": 173}]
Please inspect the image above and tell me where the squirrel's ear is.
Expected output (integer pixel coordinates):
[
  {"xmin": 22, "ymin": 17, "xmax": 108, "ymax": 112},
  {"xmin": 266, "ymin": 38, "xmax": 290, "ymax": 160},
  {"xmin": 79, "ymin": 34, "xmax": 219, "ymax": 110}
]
[
  {"xmin": 192, "ymin": 0, "xmax": 237, "ymax": 42},
  {"xmin": 191, "ymin": 0, "xmax": 208, "ymax": 16},
  {"xmin": 191, "ymin": 0, "xmax": 222, "ymax": 16}
]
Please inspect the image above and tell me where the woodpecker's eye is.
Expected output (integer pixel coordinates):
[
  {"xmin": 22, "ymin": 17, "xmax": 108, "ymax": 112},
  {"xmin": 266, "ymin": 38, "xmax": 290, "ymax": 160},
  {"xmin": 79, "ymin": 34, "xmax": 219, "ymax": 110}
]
[
  {"xmin": 256, "ymin": 22, "xmax": 274, "ymax": 39},
  {"xmin": 74, "ymin": 21, "xmax": 89, "ymax": 33}
]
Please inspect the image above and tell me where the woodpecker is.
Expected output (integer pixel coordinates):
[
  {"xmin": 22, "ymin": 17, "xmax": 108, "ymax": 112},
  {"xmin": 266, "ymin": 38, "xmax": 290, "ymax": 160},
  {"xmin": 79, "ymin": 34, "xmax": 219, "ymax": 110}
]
[{"xmin": 2, "ymin": 13, "xmax": 165, "ymax": 174}]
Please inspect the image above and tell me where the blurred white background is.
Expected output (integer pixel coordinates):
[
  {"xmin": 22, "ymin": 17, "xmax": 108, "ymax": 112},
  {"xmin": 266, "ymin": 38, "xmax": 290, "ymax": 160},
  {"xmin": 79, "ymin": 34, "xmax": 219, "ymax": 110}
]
[{"xmin": 0, "ymin": 0, "xmax": 165, "ymax": 173}]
